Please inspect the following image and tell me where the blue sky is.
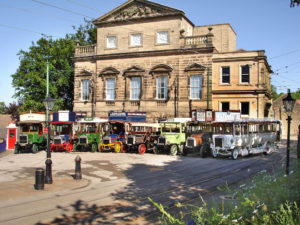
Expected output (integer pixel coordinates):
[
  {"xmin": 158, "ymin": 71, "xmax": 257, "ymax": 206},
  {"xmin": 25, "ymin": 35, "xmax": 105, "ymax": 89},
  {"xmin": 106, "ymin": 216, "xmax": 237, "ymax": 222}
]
[{"xmin": 0, "ymin": 0, "xmax": 299, "ymax": 105}]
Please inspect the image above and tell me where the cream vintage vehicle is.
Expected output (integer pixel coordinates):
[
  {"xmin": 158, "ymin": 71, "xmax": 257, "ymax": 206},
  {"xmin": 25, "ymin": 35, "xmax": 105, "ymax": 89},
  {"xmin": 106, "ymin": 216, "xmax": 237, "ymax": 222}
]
[{"xmin": 210, "ymin": 119, "xmax": 281, "ymax": 160}]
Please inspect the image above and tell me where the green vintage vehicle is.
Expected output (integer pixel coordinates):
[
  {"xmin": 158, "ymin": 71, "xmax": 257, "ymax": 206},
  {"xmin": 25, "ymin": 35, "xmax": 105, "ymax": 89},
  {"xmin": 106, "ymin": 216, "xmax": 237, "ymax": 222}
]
[
  {"xmin": 73, "ymin": 117, "xmax": 108, "ymax": 152},
  {"xmin": 153, "ymin": 121, "xmax": 187, "ymax": 156},
  {"xmin": 14, "ymin": 113, "xmax": 47, "ymax": 154}
]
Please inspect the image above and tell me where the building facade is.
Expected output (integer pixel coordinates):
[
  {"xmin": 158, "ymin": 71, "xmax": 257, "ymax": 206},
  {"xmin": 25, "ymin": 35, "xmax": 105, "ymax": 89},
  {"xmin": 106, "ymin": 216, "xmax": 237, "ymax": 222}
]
[{"xmin": 73, "ymin": 0, "xmax": 273, "ymax": 122}]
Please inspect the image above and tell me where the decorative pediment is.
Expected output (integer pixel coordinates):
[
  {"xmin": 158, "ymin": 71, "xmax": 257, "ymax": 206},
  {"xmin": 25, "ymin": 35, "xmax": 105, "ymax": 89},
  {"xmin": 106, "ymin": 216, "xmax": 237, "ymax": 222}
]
[
  {"xmin": 123, "ymin": 66, "xmax": 145, "ymax": 77},
  {"xmin": 94, "ymin": 0, "xmax": 184, "ymax": 25},
  {"xmin": 184, "ymin": 63, "xmax": 206, "ymax": 72},
  {"xmin": 76, "ymin": 69, "xmax": 93, "ymax": 77},
  {"xmin": 99, "ymin": 67, "xmax": 120, "ymax": 76},
  {"xmin": 149, "ymin": 64, "xmax": 173, "ymax": 76}
]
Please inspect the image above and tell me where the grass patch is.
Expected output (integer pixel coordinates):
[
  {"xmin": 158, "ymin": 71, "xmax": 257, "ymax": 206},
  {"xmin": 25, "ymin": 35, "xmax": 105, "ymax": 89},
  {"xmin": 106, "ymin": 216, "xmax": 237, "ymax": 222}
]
[{"xmin": 150, "ymin": 162, "xmax": 300, "ymax": 224}]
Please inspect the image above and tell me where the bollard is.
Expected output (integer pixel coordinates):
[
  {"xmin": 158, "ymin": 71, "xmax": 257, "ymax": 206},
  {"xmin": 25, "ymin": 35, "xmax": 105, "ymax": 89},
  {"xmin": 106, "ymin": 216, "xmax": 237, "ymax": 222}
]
[
  {"xmin": 74, "ymin": 155, "xmax": 82, "ymax": 180},
  {"xmin": 34, "ymin": 168, "xmax": 45, "ymax": 190}
]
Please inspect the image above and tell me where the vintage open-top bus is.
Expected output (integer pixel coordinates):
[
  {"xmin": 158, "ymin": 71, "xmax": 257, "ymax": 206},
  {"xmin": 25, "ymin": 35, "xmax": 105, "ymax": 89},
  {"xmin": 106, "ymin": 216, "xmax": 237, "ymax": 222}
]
[
  {"xmin": 125, "ymin": 122, "xmax": 160, "ymax": 154},
  {"xmin": 73, "ymin": 117, "xmax": 108, "ymax": 152},
  {"xmin": 14, "ymin": 112, "xmax": 47, "ymax": 153},
  {"xmin": 210, "ymin": 118, "xmax": 281, "ymax": 160}
]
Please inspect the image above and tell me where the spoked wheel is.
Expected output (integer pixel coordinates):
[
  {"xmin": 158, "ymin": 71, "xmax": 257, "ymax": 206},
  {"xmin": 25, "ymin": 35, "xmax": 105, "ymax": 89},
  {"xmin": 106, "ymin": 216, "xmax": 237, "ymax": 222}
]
[
  {"xmin": 153, "ymin": 145, "xmax": 159, "ymax": 154},
  {"xmin": 232, "ymin": 148, "xmax": 239, "ymax": 160},
  {"xmin": 91, "ymin": 143, "xmax": 97, "ymax": 152},
  {"xmin": 98, "ymin": 144, "xmax": 104, "ymax": 152},
  {"xmin": 32, "ymin": 144, "xmax": 39, "ymax": 153},
  {"xmin": 14, "ymin": 146, "xmax": 19, "ymax": 154},
  {"xmin": 264, "ymin": 142, "xmax": 272, "ymax": 155},
  {"xmin": 138, "ymin": 144, "xmax": 146, "ymax": 154},
  {"xmin": 66, "ymin": 143, "xmax": 73, "ymax": 153},
  {"xmin": 170, "ymin": 144, "xmax": 178, "ymax": 156},
  {"xmin": 211, "ymin": 148, "xmax": 217, "ymax": 158},
  {"xmin": 114, "ymin": 143, "xmax": 121, "ymax": 153},
  {"xmin": 122, "ymin": 145, "xmax": 128, "ymax": 153}
]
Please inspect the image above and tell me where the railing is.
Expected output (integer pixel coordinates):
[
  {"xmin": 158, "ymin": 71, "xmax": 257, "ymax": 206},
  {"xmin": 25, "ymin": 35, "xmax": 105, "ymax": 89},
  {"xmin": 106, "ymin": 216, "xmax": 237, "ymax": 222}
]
[
  {"xmin": 180, "ymin": 34, "xmax": 213, "ymax": 48},
  {"xmin": 75, "ymin": 44, "xmax": 96, "ymax": 57}
]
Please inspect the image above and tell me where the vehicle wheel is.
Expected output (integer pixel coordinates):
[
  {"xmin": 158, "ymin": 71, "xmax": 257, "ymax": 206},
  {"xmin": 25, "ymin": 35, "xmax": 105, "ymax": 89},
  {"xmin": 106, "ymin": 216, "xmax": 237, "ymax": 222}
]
[
  {"xmin": 232, "ymin": 148, "xmax": 239, "ymax": 160},
  {"xmin": 73, "ymin": 144, "xmax": 77, "ymax": 152},
  {"xmin": 264, "ymin": 142, "xmax": 272, "ymax": 155},
  {"xmin": 91, "ymin": 143, "xmax": 97, "ymax": 152},
  {"xmin": 99, "ymin": 144, "xmax": 103, "ymax": 152},
  {"xmin": 153, "ymin": 145, "xmax": 159, "ymax": 154},
  {"xmin": 114, "ymin": 143, "xmax": 121, "ymax": 153},
  {"xmin": 66, "ymin": 143, "xmax": 73, "ymax": 153},
  {"xmin": 138, "ymin": 144, "xmax": 146, "ymax": 154},
  {"xmin": 170, "ymin": 145, "xmax": 178, "ymax": 156},
  {"xmin": 14, "ymin": 146, "xmax": 19, "ymax": 154},
  {"xmin": 122, "ymin": 145, "xmax": 128, "ymax": 153},
  {"xmin": 211, "ymin": 148, "xmax": 217, "ymax": 158},
  {"xmin": 32, "ymin": 144, "xmax": 38, "ymax": 153},
  {"xmin": 199, "ymin": 145, "xmax": 204, "ymax": 158}
]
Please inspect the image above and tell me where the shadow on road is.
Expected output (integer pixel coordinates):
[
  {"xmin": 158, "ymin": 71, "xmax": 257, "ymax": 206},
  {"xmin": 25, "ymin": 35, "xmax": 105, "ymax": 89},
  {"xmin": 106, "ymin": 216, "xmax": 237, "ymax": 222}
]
[{"xmin": 35, "ymin": 141, "xmax": 299, "ymax": 225}]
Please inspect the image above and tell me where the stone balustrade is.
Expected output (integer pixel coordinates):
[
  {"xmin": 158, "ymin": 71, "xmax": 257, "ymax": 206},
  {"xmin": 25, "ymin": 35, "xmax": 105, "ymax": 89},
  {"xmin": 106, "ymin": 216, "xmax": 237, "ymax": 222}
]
[
  {"xmin": 180, "ymin": 35, "xmax": 213, "ymax": 48},
  {"xmin": 75, "ymin": 44, "xmax": 96, "ymax": 57}
]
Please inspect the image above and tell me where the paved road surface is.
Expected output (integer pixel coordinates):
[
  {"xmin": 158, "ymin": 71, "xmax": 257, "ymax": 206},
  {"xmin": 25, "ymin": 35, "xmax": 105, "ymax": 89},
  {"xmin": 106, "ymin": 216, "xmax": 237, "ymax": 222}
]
[{"xmin": 0, "ymin": 141, "xmax": 297, "ymax": 225}]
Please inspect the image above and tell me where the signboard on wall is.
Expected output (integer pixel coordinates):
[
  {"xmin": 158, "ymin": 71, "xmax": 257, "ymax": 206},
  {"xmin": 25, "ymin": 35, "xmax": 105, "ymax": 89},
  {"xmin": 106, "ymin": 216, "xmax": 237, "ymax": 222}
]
[
  {"xmin": 215, "ymin": 111, "xmax": 240, "ymax": 122},
  {"xmin": 192, "ymin": 110, "xmax": 213, "ymax": 122}
]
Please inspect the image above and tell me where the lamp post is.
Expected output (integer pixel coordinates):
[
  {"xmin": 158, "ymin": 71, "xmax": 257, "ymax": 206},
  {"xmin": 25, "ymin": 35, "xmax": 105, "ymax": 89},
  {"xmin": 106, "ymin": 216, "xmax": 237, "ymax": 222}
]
[
  {"xmin": 282, "ymin": 89, "xmax": 296, "ymax": 175},
  {"xmin": 43, "ymin": 95, "xmax": 55, "ymax": 184}
]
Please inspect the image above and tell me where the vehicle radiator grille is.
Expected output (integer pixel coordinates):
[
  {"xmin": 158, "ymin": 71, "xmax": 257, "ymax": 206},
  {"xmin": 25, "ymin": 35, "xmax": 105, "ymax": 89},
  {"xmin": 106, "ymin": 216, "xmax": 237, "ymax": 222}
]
[
  {"xmin": 158, "ymin": 137, "xmax": 166, "ymax": 145},
  {"xmin": 54, "ymin": 138, "xmax": 62, "ymax": 145},
  {"xmin": 20, "ymin": 136, "xmax": 27, "ymax": 144},
  {"xmin": 79, "ymin": 137, "xmax": 87, "ymax": 144},
  {"xmin": 187, "ymin": 139, "xmax": 194, "ymax": 147},
  {"xmin": 103, "ymin": 139, "xmax": 110, "ymax": 145},
  {"xmin": 127, "ymin": 137, "xmax": 134, "ymax": 145},
  {"xmin": 215, "ymin": 138, "xmax": 223, "ymax": 148}
]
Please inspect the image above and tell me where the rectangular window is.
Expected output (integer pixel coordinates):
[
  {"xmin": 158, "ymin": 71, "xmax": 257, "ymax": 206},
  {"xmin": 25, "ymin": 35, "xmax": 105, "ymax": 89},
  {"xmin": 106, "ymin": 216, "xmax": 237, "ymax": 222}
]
[
  {"xmin": 221, "ymin": 67, "xmax": 230, "ymax": 84},
  {"xmin": 221, "ymin": 102, "xmax": 230, "ymax": 111},
  {"xmin": 106, "ymin": 36, "xmax": 117, "ymax": 49},
  {"xmin": 82, "ymin": 79, "xmax": 90, "ymax": 101},
  {"xmin": 241, "ymin": 102, "xmax": 250, "ymax": 116},
  {"xmin": 106, "ymin": 78, "xmax": 115, "ymax": 100},
  {"xmin": 241, "ymin": 65, "xmax": 250, "ymax": 83},
  {"xmin": 190, "ymin": 75, "xmax": 202, "ymax": 99},
  {"xmin": 130, "ymin": 33, "xmax": 142, "ymax": 47},
  {"xmin": 157, "ymin": 31, "xmax": 169, "ymax": 44},
  {"xmin": 156, "ymin": 76, "xmax": 168, "ymax": 100},
  {"xmin": 130, "ymin": 77, "xmax": 141, "ymax": 100}
]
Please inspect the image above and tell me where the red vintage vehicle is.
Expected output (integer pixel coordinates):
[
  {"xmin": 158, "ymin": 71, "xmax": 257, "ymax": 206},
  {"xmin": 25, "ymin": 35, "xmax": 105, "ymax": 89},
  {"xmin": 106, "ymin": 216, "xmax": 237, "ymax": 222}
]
[{"xmin": 50, "ymin": 111, "xmax": 75, "ymax": 153}]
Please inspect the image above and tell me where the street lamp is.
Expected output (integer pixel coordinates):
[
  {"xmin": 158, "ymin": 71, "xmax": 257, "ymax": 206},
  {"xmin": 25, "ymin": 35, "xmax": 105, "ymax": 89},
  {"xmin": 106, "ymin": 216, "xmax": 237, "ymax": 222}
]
[
  {"xmin": 43, "ymin": 95, "xmax": 55, "ymax": 184},
  {"xmin": 282, "ymin": 89, "xmax": 296, "ymax": 175}
]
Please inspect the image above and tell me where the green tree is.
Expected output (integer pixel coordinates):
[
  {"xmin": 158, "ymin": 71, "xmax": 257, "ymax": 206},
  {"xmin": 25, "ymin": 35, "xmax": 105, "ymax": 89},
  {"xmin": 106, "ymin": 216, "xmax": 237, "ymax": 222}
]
[
  {"xmin": 291, "ymin": 88, "xmax": 300, "ymax": 99},
  {"xmin": 272, "ymin": 85, "xmax": 283, "ymax": 100},
  {"xmin": 0, "ymin": 102, "xmax": 6, "ymax": 114},
  {"xmin": 11, "ymin": 20, "xmax": 96, "ymax": 113}
]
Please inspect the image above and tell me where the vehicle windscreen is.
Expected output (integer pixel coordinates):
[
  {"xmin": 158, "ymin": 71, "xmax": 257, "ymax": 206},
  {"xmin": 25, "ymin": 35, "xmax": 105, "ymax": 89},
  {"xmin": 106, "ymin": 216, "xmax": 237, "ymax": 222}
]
[
  {"xmin": 187, "ymin": 124, "xmax": 212, "ymax": 133},
  {"xmin": 213, "ymin": 123, "xmax": 233, "ymax": 134},
  {"xmin": 54, "ymin": 124, "xmax": 72, "ymax": 135},
  {"xmin": 161, "ymin": 124, "xmax": 180, "ymax": 133},
  {"xmin": 80, "ymin": 123, "xmax": 97, "ymax": 133},
  {"xmin": 21, "ymin": 124, "xmax": 41, "ymax": 133}
]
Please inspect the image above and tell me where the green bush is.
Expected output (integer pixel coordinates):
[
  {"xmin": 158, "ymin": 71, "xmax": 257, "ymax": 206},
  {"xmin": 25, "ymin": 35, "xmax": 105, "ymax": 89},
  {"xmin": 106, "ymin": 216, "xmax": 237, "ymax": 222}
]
[{"xmin": 150, "ymin": 163, "xmax": 300, "ymax": 225}]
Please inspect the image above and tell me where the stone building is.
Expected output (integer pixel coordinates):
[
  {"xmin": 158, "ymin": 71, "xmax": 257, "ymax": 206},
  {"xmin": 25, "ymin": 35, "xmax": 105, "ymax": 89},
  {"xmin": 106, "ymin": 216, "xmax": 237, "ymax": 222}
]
[{"xmin": 73, "ymin": 0, "xmax": 273, "ymax": 122}]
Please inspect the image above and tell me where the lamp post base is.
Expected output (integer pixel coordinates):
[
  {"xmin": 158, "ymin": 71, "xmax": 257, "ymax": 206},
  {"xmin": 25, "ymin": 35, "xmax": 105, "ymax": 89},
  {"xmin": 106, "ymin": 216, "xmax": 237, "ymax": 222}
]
[{"xmin": 45, "ymin": 158, "xmax": 53, "ymax": 184}]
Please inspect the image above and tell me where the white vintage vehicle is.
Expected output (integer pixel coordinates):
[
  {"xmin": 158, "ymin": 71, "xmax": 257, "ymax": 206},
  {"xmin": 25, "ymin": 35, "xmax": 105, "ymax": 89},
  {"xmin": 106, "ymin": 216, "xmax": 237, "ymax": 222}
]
[{"xmin": 210, "ymin": 119, "xmax": 281, "ymax": 160}]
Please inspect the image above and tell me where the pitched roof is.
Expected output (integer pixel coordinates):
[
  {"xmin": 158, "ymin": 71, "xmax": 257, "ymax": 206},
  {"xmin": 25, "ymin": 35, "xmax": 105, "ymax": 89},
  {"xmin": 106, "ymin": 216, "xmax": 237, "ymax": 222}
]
[{"xmin": 93, "ymin": 0, "xmax": 185, "ymax": 25}]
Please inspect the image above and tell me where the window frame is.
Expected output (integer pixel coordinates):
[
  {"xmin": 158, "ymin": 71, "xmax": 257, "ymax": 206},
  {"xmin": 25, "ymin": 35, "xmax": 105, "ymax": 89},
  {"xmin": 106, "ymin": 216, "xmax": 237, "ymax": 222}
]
[
  {"xmin": 106, "ymin": 35, "xmax": 117, "ymax": 49},
  {"xmin": 221, "ymin": 102, "xmax": 230, "ymax": 111},
  {"xmin": 156, "ymin": 31, "xmax": 169, "ymax": 45},
  {"xmin": 81, "ymin": 79, "xmax": 90, "ymax": 101},
  {"xmin": 240, "ymin": 102, "xmax": 250, "ymax": 116},
  {"xmin": 106, "ymin": 78, "xmax": 116, "ymax": 101},
  {"xmin": 190, "ymin": 75, "xmax": 203, "ymax": 100},
  {"xmin": 130, "ymin": 77, "xmax": 141, "ymax": 100},
  {"xmin": 156, "ymin": 76, "xmax": 168, "ymax": 100},
  {"xmin": 221, "ymin": 66, "xmax": 230, "ymax": 84},
  {"xmin": 240, "ymin": 65, "xmax": 250, "ymax": 84},
  {"xmin": 130, "ymin": 33, "xmax": 142, "ymax": 47}
]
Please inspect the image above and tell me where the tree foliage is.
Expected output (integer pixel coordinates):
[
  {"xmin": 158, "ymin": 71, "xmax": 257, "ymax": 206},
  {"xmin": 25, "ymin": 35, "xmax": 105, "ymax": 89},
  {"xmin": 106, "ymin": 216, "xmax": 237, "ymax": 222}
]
[
  {"xmin": 0, "ymin": 102, "xmax": 5, "ymax": 114},
  {"xmin": 5, "ymin": 101, "xmax": 23, "ymax": 122},
  {"xmin": 11, "ymin": 20, "xmax": 96, "ymax": 113}
]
